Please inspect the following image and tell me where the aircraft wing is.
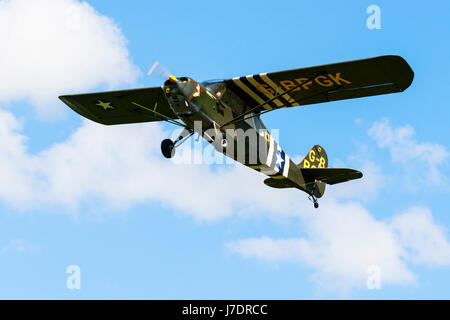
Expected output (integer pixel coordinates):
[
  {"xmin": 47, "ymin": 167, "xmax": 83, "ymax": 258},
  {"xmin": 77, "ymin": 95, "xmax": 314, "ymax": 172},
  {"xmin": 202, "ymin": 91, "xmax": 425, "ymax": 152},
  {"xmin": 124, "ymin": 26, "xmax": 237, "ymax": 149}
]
[
  {"xmin": 223, "ymin": 55, "xmax": 414, "ymax": 112},
  {"xmin": 59, "ymin": 86, "xmax": 177, "ymax": 125}
]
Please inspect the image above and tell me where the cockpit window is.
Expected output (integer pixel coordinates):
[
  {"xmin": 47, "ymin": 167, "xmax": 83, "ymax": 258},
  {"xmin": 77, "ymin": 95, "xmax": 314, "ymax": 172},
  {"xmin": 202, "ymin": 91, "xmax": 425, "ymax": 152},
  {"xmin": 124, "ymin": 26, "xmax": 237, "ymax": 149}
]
[
  {"xmin": 201, "ymin": 79, "xmax": 222, "ymax": 87},
  {"xmin": 202, "ymin": 80, "xmax": 248, "ymax": 116},
  {"xmin": 201, "ymin": 79, "xmax": 223, "ymax": 94}
]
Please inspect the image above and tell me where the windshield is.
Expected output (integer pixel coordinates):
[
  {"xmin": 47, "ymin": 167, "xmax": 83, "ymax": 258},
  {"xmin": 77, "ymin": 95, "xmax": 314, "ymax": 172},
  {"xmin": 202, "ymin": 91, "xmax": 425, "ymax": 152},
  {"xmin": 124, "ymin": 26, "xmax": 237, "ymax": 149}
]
[
  {"xmin": 200, "ymin": 79, "xmax": 223, "ymax": 93},
  {"xmin": 201, "ymin": 79, "xmax": 222, "ymax": 87}
]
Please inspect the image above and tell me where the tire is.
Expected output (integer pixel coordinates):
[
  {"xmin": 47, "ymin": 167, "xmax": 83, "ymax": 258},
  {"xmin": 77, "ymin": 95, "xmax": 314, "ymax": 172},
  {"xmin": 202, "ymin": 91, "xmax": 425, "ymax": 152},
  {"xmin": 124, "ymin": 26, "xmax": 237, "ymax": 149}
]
[{"xmin": 161, "ymin": 139, "xmax": 175, "ymax": 158}]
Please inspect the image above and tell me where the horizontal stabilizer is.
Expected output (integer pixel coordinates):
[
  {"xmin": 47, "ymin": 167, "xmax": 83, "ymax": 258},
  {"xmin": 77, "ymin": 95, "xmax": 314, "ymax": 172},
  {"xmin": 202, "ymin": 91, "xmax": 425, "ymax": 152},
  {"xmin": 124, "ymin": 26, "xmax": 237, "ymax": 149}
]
[
  {"xmin": 301, "ymin": 168, "xmax": 363, "ymax": 185},
  {"xmin": 263, "ymin": 178, "xmax": 297, "ymax": 189}
]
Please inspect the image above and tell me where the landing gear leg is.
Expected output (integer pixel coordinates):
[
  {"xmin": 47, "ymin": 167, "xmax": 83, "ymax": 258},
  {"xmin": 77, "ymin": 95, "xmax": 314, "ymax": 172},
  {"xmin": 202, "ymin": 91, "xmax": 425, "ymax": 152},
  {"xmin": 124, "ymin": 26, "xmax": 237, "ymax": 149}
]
[
  {"xmin": 161, "ymin": 128, "xmax": 194, "ymax": 159},
  {"xmin": 308, "ymin": 183, "xmax": 319, "ymax": 209},
  {"xmin": 308, "ymin": 194, "xmax": 319, "ymax": 209}
]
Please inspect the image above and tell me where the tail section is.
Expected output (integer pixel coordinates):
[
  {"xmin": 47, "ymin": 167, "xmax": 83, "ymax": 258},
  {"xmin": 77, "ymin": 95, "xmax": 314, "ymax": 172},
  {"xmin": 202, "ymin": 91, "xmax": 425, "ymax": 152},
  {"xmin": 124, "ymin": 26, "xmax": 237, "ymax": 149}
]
[
  {"xmin": 264, "ymin": 144, "xmax": 329, "ymax": 196},
  {"xmin": 263, "ymin": 144, "xmax": 363, "ymax": 208}
]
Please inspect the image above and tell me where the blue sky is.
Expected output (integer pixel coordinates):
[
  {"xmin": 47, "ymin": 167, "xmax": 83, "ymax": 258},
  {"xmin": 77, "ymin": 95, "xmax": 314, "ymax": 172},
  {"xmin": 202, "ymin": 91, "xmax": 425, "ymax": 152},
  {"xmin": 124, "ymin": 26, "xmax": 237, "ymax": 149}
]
[{"xmin": 1, "ymin": 0, "xmax": 450, "ymax": 299}]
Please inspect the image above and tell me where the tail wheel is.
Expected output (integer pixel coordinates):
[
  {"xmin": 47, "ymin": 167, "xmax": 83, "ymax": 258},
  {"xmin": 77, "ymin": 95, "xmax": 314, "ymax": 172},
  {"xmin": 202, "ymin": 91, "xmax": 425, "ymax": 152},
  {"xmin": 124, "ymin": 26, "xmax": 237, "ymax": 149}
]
[{"xmin": 161, "ymin": 139, "xmax": 175, "ymax": 158}]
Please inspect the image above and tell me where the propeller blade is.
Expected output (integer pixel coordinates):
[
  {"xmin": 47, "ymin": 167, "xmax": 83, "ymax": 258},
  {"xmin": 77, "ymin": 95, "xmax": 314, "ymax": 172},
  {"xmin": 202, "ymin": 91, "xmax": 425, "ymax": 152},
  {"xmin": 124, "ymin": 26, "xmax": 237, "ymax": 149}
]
[{"xmin": 147, "ymin": 61, "xmax": 172, "ymax": 79}]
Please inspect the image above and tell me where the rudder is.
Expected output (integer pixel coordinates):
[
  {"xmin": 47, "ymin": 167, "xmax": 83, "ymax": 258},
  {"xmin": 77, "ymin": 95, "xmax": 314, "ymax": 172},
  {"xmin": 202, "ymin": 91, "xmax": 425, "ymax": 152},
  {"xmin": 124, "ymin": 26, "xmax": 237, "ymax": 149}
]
[
  {"xmin": 298, "ymin": 145, "xmax": 328, "ymax": 198},
  {"xmin": 299, "ymin": 145, "xmax": 328, "ymax": 169}
]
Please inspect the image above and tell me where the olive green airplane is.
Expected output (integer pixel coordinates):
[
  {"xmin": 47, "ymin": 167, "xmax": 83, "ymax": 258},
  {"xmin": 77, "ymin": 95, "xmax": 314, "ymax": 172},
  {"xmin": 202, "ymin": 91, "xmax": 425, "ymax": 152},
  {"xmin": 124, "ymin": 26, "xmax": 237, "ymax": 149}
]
[{"xmin": 59, "ymin": 55, "xmax": 413, "ymax": 208}]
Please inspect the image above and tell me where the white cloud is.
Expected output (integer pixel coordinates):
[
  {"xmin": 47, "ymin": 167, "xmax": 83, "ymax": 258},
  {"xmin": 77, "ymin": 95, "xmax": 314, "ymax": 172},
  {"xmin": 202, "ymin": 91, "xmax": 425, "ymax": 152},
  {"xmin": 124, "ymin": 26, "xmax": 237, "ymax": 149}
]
[
  {"xmin": 0, "ymin": 0, "xmax": 140, "ymax": 116},
  {"xmin": 228, "ymin": 200, "xmax": 420, "ymax": 294},
  {"xmin": 391, "ymin": 207, "xmax": 450, "ymax": 266},
  {"xmin": 0, "ymin": 109, "xmax": 38, "ymax": 205},
  {"xmin": 1, "ymin": 239, "xmax": 40, "ymax": 254},
  {"xmin": 368, "ymin": 119, "xmax": 449, "ymax": 187},
  {"xmin": 326, "ymin": 159, "xmax": 386, "ymax": 202},
  {"xmin": 228, "ymin": 203, "xmax": 450, "ymax": 294}
]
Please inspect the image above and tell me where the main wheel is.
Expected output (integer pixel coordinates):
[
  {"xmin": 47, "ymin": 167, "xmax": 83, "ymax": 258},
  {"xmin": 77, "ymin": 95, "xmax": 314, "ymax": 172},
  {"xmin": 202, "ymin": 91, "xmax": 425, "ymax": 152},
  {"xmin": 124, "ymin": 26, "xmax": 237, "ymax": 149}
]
[
  {"xmin": 314, "ymin": 202, "xmax": 319, "ymax": 209},
  {"xmin": 161, "ymin": 139, "xmax": 175, "ymax": 158}
]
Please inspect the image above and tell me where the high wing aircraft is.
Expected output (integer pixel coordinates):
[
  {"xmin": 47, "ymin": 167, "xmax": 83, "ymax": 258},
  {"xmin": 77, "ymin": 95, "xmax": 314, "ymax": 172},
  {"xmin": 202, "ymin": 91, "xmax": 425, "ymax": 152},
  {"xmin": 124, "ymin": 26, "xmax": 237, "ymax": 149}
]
[{"xmin": 59, "ymin": 55, "xmax": 414, "ymax": 208}]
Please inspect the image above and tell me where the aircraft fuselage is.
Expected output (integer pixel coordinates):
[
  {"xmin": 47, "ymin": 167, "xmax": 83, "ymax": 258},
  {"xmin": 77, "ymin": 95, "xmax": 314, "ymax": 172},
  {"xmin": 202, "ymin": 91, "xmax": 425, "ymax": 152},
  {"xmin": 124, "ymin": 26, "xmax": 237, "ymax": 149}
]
[{"xmin": 163, "ymin": 76, "xmax": 311, "ymax": 195}]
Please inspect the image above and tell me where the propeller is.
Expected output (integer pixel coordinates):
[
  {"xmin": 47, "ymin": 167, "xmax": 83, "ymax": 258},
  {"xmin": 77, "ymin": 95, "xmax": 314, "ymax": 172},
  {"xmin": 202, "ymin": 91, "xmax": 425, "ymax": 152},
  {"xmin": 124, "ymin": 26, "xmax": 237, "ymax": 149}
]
[{"xmin": 147, "ymin": 61, "xmax": 173, "ymax": 79}]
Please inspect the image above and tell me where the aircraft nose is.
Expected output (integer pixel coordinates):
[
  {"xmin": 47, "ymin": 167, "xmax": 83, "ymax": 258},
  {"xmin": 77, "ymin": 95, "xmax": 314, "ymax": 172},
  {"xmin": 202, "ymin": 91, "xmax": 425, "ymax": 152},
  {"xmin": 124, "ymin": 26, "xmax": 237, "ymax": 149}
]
[{"xmin": 164, "ymin": 76, "xmax": 192, "ymax": 98}]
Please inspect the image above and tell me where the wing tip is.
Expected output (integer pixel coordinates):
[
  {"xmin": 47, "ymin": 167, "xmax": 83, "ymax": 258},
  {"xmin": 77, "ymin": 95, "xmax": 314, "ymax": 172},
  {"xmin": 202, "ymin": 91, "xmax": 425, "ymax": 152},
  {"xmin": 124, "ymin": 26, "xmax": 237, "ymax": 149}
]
[
  {"xmin": 58, "ymin": 95, "xmax": 69, "ymax": 102},
  {"xmin": 354, "ymin": 169, "xmax": 363, "ymax": 180},
  {"xmin": 380, "ymin": 55, "xmax": 414, "ymax": 91}
]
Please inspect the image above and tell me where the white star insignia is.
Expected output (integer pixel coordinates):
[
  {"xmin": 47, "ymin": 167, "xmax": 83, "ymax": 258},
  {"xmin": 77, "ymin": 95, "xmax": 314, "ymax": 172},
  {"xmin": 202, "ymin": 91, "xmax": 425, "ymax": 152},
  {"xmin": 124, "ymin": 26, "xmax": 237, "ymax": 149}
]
[{"xmin": 276, "ymin": 151, "xmax": 284, "ymax": 168}]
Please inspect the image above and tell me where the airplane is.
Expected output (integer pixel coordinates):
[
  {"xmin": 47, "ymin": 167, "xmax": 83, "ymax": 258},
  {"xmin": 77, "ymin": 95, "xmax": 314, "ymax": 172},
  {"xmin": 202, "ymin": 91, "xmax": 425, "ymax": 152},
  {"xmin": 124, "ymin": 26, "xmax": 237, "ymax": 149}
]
[{"xmin": 59, "ymin": 55, "xmax": 414, "ymax": 208}]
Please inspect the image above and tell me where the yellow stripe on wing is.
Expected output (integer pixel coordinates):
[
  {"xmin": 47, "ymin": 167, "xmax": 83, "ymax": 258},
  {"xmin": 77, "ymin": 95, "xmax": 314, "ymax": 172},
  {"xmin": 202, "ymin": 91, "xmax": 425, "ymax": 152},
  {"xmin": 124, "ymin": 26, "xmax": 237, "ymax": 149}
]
[
  {"xmin": 260, "ymin": 73, "xmax": 298, "ymax": 106},
  {"xmin": 232, "ymin": 77, "xmax": 268, "ymax": 107}
]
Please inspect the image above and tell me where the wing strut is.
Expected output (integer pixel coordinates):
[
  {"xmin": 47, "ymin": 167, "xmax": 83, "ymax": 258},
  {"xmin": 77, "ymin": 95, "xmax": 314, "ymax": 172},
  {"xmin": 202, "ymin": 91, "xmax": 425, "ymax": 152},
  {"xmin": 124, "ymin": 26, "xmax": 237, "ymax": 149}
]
[{"xmin": 131, "ymin": 101, "xmax": 187, "ymax": 128}]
